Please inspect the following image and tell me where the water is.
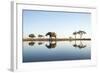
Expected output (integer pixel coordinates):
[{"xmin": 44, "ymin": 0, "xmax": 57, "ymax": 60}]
[{"xmin": 22, "ymin": 41, "xmax": 91, "ymax": 63}]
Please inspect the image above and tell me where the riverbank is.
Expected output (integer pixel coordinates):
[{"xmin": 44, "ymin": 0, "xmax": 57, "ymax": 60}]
[{"xmin": 23, "ymin": 38, "xmax": 91, "ymax": 41}]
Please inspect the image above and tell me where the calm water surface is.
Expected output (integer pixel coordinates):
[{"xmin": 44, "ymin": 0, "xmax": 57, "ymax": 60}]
[{"xmin": 22, "ymin": 41, "xmax": 91, "ymax": 63}]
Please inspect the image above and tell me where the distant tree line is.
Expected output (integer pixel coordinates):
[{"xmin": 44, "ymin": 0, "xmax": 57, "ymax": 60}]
[
  {"xmin": 28, "ymin": 30, "xmax": 87, "ymax": 39},
  {"xmin": 73, "ymin": 30, "xmax": 86, "ymax": 39}
]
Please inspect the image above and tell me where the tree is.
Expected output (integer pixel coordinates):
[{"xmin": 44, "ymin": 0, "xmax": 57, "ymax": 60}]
[
  {"xmin": 77, "ymin": 30, "xmax": 86, "ymax": 39},
  {"xmin": 38, "ymin": 34, "xmax": 43, "ymax": 38},
  {"xmin": 73, "ymin": 32, "xmax": 77, "ymax": 39},
  {"xmin": 29, "ymin": 34, "xmax": 35, "ymax": 38}
]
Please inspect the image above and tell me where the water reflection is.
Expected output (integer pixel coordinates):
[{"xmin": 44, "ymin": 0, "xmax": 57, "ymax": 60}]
[
  {"xmin": 23, "ymin": 40, "xmax": 91, "ymax": 62},
  {"xmin": 28, "ymin": 40, "xmax": 87, "ymax": 49},
  {"xmin": 77, "ymin": 41, "xmax": 86, "ymax": 49},
  {"xmin": 45, "ymin": 41, "xmax": 57, "ymax": 49},
  {"xmin": 28, "ymin": 41, "xmax": 35, "ymax": 46},
  {"xmin": 38, "ymin": 42, "xmax": 44, "ymax": 45},
  {"xmin": 73, "ymin": 40, "xmax": 86, "ymax": 49}
]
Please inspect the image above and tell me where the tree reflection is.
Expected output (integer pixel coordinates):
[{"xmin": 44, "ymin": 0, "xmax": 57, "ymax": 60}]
[
  {"xmin": 77, "ymin": 42, "xmax": 86, "ymax": 49},
  {"xmin": 45, "ymin": 41, "xmax": 57, "ymax": 49},
  {"xmin": 38, "ymin": 42, "xmax": 43, "ymax": 45},
  {"xmin": 73, "ymin": 40, "xmax": 86, "ymax": 49},
  {"xmin": 73, "ymin": 39, "xmax": 77, "ymax": 48},
  {"xmin": 27, "ymin": 40, "xmax": 87, "ymax": 49},
  {"xmin": 28, "ymin": 41, "xmax": 35, "ymax": 46},
  {"xmin": 73, "ymin": 44, "xmax": 77, "ymax": 48}
]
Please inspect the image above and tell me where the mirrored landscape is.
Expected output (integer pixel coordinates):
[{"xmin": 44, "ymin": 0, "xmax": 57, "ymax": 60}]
[
  {"xmin": 22, "ymin": 10, "xmax": 92, "ymax": 63},
  {"xmin": 23, "ymin": 40, "xmax": 91, "ymax": 62}
]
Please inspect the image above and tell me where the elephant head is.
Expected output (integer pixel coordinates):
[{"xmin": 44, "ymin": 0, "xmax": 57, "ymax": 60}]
[{"xmin": 46, "ymin": 32, "xmax": 56, "ymax": 39}]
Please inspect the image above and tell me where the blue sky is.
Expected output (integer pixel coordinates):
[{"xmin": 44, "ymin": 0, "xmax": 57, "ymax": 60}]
[{"xmin": 23, "ymin": 10, "xmax": 91, "ymax": 38}]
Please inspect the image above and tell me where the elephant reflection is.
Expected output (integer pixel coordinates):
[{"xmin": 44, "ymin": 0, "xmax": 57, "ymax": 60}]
[
  {"xmin": 28, "ymin": 41, "xmax": 35, "ymax": 46},
  {"xmin": 45, "ymin": 41, "xmax": 57, "ymax": 49},
  {"xmin": 73, "ymin": 40, "xmax": 86, "ymax": 49}
]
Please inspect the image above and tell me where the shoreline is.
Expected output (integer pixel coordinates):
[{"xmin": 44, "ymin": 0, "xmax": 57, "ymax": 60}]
[{"xmin": 23, "ymin": 38, "xmax": 91, "ymax": 41}]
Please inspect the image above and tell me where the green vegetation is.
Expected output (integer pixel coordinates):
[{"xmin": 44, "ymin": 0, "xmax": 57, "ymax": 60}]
[
  {"xmin": 23, "ymin": 30, "xmax": 91, "ymax": 41},
  {"xmin": 29, "ymin": 34, "xmax": 35, "ymax": 38}
]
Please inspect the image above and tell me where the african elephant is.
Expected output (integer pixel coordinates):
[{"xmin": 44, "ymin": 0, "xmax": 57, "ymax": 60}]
[{"xmin": 46, "ymin": 32, "xmax": 56, "ymax": 41}]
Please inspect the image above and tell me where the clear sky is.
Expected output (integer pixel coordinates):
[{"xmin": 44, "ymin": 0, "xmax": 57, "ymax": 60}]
[{"xmin": 23, "ymin": 10, "xmax": 91, "ymax": 38}]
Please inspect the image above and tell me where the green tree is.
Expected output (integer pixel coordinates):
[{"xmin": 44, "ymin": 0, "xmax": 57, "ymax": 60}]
[
  {"xmin": 38, "ymin": 34, "xmax": 43, "ymax": 38},
  {"xmin": 77, "ymin": 30, "xmax": 86, "ymax": 39},
  {"xmin": 29, "ymin": 34, "xmax": 35, "ymax": 38},
  {"xmin": 73, "ymin": 32, "xmax": 77, "ymax": 39}
]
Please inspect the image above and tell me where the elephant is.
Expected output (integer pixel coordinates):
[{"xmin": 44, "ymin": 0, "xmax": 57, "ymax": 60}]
[{"xmin": 45, "ymin": 32, "xmax": 56, "ymax": 41}]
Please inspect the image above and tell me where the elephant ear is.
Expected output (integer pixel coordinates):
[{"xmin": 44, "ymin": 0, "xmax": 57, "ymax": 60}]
[
  {"xmin": 45, "ymin": 32, "xmax": 49, "ymax": 36},
  {"xmin": 46, "ymin": 32, "xmax": 50, "ymax": 36}
]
